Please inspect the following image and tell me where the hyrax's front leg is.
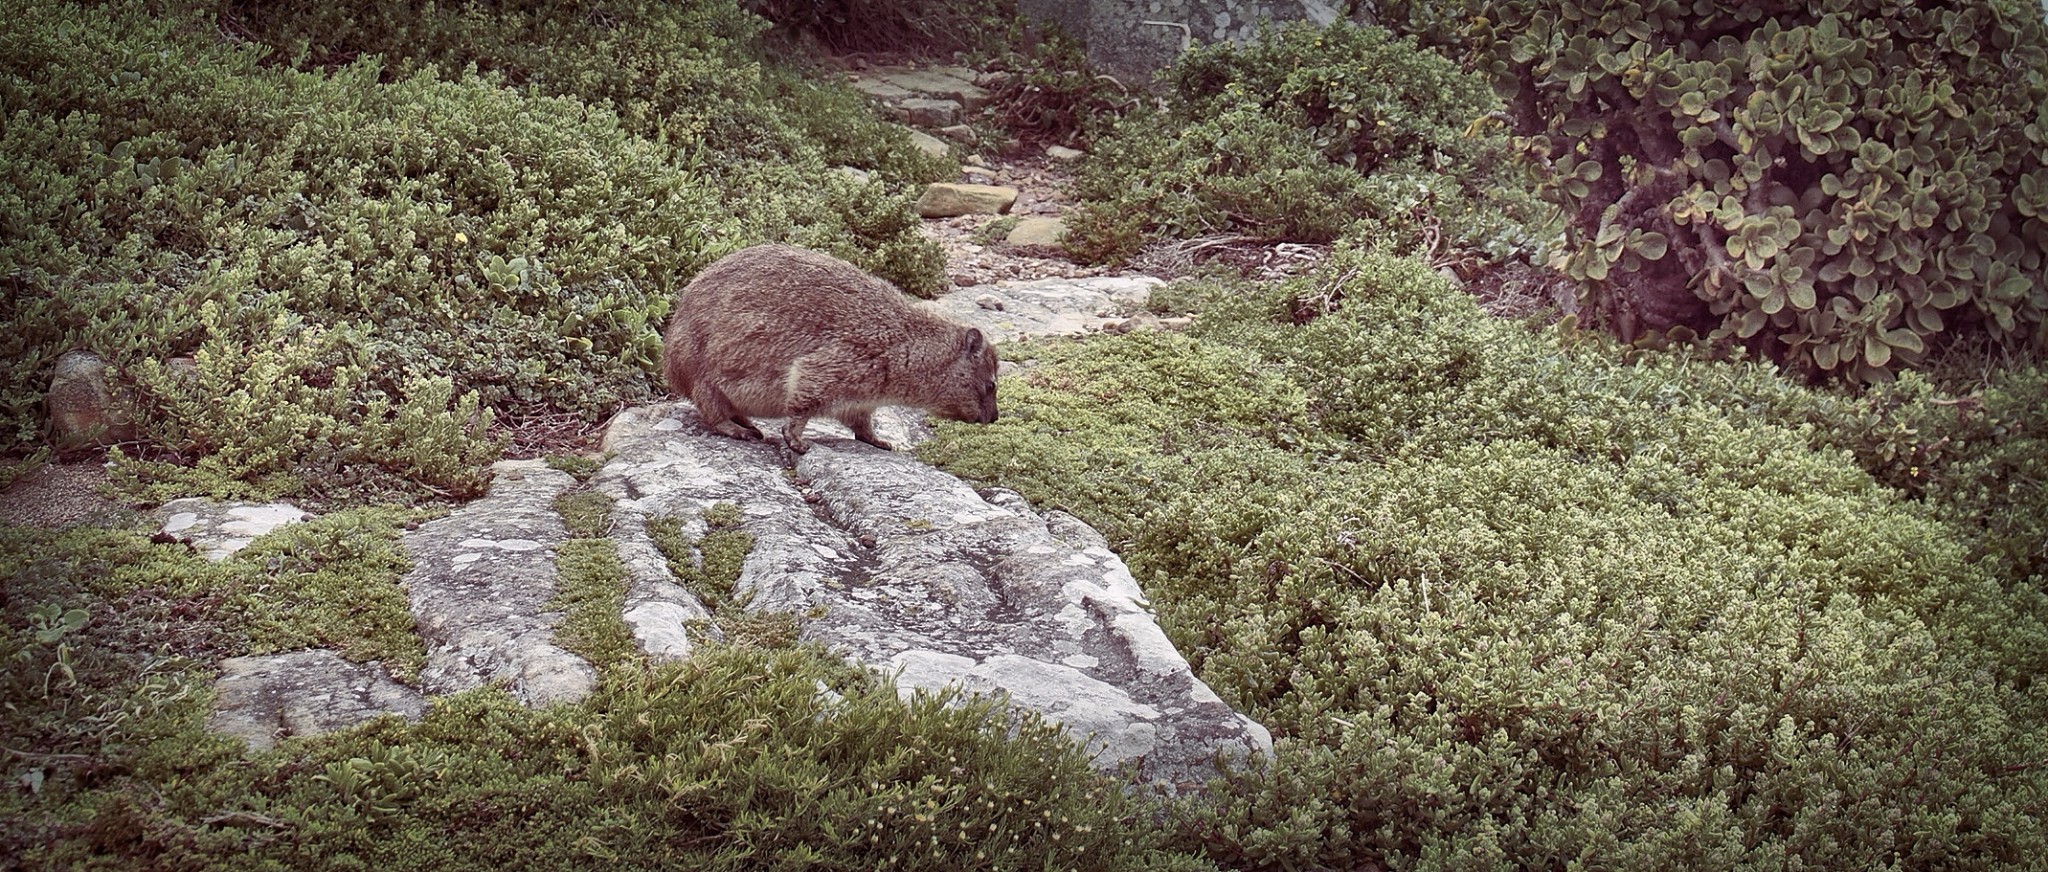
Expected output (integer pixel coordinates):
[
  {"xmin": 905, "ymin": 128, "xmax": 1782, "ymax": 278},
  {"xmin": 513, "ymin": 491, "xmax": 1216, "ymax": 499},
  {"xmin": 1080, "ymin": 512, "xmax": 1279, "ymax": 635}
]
[{"xmin": 780, "ymin": 416, "xmax": 814, "ymax": 453}]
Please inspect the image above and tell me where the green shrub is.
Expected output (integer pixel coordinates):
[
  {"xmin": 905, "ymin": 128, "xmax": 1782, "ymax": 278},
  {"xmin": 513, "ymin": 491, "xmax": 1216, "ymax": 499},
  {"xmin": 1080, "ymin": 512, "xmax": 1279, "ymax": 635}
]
[
  {"xmin": 3, "ymin": 626, "xmax": 1206, "ymax": 870},
  {"xmin": 1067, "ymin": 21, "xmax": 1549, "ymax": 263},
  {"xmin": 746, "ymin": 0, "xmax": 1015, "ymax": 55},
  {"xmin": 1, "ymin": 0, "xmax": 948, "ymax": 496},
  {"xmin": 1472, "ymin": 0, "xmax": 2048, "ymax": 380},
  {"xmin": 923, "ymin": 248, "xmax": 2048, "ymax": 869}
]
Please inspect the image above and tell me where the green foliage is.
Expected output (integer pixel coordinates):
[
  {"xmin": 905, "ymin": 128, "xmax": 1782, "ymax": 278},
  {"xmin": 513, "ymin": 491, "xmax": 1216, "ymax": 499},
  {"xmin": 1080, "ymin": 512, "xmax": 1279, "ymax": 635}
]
[
  {"xmin": 4, "ymin": 636, "xmax": 1203, "ymax": 870},
  {"xmin": 547, "ymin": 486, "xmax": 638, "ymax": 667},
  {"xmin": 650, "ymin": 503, "xmax": 757, "ymax": 613},
  {"xmin": 978, "ymin": 28, "xmax": 1139, "ymax": 148},
  {"xmin": 543, "ymin": 453, "xmax": 608, "ymax": 483},
  {"xmin": 1473, "ymin": 0, "xmax": 2048, "ymax": 380},
  {"xmin": 552, "ymin": 490, "xmax": 616, "ymax": 540},
  {"xmin": 923, "ymin": 248, "xmax": 2048, "ymax": 869},
  {"xmin": 0, "ymin": 0, "xmax": 947, "ymax": 495},
  {"xmin": 747, "ymin": 0, "xmax": 1017, "ymax": 55},
  {"xmin": 550, "ymin": 538, "xmax": 639, "ymax": 670},
  {"xmin": 1067, "ymin": 21, "xmax": 1548, "ymax": 263},
  {"xmin": 0, "ymin": 507, "xmax": 428, "ymax": 683},
  {"xmin": 227, "ymin": 508, "xmax": 430, "ymax": 678}
]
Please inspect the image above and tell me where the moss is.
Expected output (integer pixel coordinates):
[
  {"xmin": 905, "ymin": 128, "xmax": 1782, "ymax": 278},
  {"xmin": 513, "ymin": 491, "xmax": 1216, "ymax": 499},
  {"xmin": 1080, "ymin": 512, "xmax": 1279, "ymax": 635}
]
[
  {"xmin": 547, "ymin": 538, "xmax": 637, "ymax": 670},
  {"xmin": 225, "ymin": 507, "xmax": 432, "ymax": 680},
  {"xmin": 650, "ymin": 503, "xmax": 755, "ymax": 613},
  {"xmin": 543, "ymin": 454, "xmax": 607, "ymax": 483},
  {"xmin": 551, "ymin": 489, "xmax": 615, "ymax": 540}
]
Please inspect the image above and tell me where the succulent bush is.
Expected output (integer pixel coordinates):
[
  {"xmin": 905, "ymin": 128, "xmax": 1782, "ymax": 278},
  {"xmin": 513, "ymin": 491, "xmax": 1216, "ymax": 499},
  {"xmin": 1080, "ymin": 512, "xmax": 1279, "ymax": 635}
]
[
  {"xmin": 1066, "ymin": 21, "xmax": 1549, "ymax": 264},
  {"xmin": 1471, "ymin": 0, "xmax": 2048, "ymax": 380},
  {"xmin": 923, "ymin": 248, "xmax": 2048, "ymax": 868},
  {"xmin": 0, "ymin": 0, "xmax": 947, "ymax": 498}
]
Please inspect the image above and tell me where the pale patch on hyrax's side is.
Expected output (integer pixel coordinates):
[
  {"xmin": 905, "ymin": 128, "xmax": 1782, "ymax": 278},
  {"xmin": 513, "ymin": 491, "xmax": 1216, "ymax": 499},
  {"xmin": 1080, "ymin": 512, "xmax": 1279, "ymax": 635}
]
[{"xmin": 661, "ymin": 244, "xmax": 998, "ymax": 453}]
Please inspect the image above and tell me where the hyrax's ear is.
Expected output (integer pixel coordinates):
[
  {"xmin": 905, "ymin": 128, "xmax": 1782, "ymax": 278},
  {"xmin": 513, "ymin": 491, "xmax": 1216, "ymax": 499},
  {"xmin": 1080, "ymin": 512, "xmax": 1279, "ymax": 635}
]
[{"xmin": 962, "ymin": 328, "xmax": 986, "ymax": 356}]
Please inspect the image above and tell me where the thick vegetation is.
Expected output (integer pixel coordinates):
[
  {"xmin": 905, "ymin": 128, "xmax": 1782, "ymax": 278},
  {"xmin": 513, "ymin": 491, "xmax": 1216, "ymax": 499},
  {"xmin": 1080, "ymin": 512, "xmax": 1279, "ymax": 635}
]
[
  {"xmin": 6, "ymin": 0, "xmax": 2047, "ymax": 869},
  {"xmin": 1471, "ymin": 0, "xmax": 2048, "ymax": 380},
  {"xmin": 923, "ymin": 250, "xmax": 2048, "ymax": 869},
  {"xmin": 1, "ymin": 0, "xmax": 948, "ymax": 501},
  {"xmin": 1065, "ymin": 22, "xmax": 1549, "ymax": 264}
]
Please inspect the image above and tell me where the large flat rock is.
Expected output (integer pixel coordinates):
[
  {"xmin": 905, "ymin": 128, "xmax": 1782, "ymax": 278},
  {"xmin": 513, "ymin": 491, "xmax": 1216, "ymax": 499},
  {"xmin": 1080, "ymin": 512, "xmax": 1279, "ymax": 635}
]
[
  {"xmin": 597, "ymin": 404, "xmax": 1270, "ymax": 790},
  {"xmin": 404, "ymin": 459, "xmax": 597, "ymax": 705}
]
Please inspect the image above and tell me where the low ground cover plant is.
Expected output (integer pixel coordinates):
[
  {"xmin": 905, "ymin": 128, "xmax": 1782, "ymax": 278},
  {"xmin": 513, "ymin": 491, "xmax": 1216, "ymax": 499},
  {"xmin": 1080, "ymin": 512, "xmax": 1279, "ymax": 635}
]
[
  {"xmin": 923, "ymin": 248, "xmax": 2048, "ymax": 869},
  {"xmin": 5, "ymin": 1, "xmax": 2046, "ymax": 868},
  {"xmin": 1065, "ymin": 21, "xmax": 1550, "ymax": 265},
  {"xmin": 1, "ymin": 0, "xmax": 948, "ymax": 502}
]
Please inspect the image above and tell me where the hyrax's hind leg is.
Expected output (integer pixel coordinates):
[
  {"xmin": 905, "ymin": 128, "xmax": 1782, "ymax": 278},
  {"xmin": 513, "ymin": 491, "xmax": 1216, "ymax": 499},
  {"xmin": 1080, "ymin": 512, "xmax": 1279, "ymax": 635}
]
[
  {"xmin": 691, "ymin": 384, "xmax": 765, "ymax": 442},
  {"xmin": 835, "ymin": 409, "xmax": 892, "ymax": 450}
]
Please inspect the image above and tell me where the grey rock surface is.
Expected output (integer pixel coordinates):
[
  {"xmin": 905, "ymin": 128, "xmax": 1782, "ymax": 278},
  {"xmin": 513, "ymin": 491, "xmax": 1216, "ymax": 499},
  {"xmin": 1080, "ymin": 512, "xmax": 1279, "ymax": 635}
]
[
  {"xmin": 923, "ymin": 275, "xmax": 1161, "ymax": 343},
  {"xmin": 156, "ymin": 498, "xmax": 311, "ymax": 562},
  {"xmin": 209, "ymin": 649, "xmax": 427, "ymax": 751},
  {"xmin": 202, "ymin": 279, "xmax": 1264, "ymax": 787},
  {"xmin": 849, "ymin": 66, "xmax": 991, "ymax": 111},
  {"xmin": 598, "ymin": 403, "xmax": 1270, "ymax": 789},
  {"xmin": 404, "ymin": 459, "xmax": 597, "ymax": 705}
]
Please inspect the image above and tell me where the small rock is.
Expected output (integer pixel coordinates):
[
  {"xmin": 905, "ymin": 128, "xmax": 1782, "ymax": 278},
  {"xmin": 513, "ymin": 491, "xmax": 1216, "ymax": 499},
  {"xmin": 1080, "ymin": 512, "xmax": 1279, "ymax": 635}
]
[
  {"xmin": 915, "ymin": 183, "xmax": 1019, "ymax": 218},
  {"xmin": 904, "ymin": 129, "xmax": 952, "ymax": 160},
  {"xmin": 1045, "ymin": 144, "xmax": 1086, "ymax": 162},
  {"xmin": 1004, "ymin": 216, "xmax": 1066, "ymax": 249},
  {"xmin": 47, "ymin": 350, "xmax": 136, "ymax": 451},
  {"xmin": 895, "ymin": 97, "xmax": 962, "ymax": 127}
]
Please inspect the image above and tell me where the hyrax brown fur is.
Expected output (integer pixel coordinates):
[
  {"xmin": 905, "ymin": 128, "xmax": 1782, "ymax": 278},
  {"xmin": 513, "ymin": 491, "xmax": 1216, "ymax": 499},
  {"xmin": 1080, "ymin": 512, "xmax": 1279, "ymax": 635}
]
[{"xmin": 661, "ymin": 244, "xmax": 998, "ymax": 453}]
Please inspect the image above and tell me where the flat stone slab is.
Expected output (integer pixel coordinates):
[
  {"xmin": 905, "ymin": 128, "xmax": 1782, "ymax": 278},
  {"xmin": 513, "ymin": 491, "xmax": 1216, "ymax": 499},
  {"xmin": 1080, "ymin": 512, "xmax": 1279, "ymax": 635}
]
[
  {"xmin": 156, "ymin": 498, "xmax": 311, "ymax": 561},
  {"xmin": 598, "ymin": 405, "xmax": 1270, "ymax": 790},
  {"xmin": 209, "ymin": 649, "xmax": 427, "ymax": 751},
  {"xmin": 866, "ymin": 66, "xmax": 991, "ymax": 109},
  {"xmin": 404, "ymin": 459, "xmax": 597, "ymax": 706},
  {"xmin": 924, "ymin": 276, "xmax": 1162, "ymax": 343}
]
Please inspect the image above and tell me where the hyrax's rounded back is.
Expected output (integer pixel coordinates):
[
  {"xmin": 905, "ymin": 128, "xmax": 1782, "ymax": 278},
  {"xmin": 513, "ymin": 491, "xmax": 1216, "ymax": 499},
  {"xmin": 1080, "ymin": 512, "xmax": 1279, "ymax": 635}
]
[{"xmin": 661, "ymin": 244, "xmax": 998, "ymax": 451}]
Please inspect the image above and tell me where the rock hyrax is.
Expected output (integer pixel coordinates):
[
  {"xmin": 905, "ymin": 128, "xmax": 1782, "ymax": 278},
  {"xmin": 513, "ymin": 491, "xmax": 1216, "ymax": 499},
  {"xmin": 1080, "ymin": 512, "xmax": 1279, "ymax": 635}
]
[{"xmin": 661, "ymin": 244, "xmax": 998, "ymax": 452}]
